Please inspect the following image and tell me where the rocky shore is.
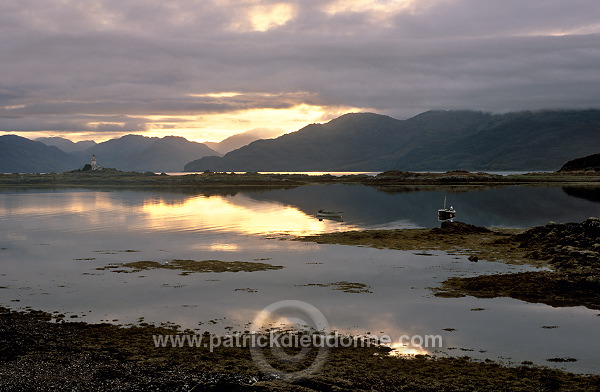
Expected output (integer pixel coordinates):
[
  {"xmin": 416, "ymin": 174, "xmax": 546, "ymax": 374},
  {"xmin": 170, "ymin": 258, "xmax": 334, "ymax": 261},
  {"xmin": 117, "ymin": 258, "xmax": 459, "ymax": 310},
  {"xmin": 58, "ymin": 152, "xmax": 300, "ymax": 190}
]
[
  {"xmin": 436, "ymin": 218, "xmax": 600, "ymax": 309},
  {"xmin": 2, "ymin": 306, "xmax": 599, "ymax": 391}
]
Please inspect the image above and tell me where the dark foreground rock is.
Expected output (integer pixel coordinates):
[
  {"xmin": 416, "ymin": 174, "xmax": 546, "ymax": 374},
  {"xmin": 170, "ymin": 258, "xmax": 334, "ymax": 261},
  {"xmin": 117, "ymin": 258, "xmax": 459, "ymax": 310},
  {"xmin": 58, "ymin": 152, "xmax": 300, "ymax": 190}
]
[
  {"xmin": 2, "ymin": 307, "xmax": 600, "ymax": 391},
  {"xmin": 431, "ymin": 221, "xmax": 492, "ymax": 235}
]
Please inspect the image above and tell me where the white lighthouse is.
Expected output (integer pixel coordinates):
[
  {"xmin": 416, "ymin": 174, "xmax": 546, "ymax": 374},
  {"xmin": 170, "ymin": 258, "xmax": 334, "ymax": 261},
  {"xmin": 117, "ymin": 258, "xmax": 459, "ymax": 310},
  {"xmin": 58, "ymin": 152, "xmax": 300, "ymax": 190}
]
[{"xmin": 91, "ymin": 155, "xmax": 100, "ymax": 170}]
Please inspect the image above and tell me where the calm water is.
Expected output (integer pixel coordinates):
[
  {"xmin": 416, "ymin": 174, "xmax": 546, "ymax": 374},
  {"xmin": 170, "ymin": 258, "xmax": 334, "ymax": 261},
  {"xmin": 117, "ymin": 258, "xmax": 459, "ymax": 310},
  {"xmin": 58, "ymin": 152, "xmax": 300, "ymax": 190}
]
[{"xmin": 1, "ymin": 184, "xmax": 599, "ymax": 373}]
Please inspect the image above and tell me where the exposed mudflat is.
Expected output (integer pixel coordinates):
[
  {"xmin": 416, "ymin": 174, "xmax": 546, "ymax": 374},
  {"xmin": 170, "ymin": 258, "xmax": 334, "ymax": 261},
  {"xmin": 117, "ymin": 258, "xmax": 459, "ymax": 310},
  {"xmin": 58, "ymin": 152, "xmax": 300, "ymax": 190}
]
[
  {"xmin": 297, "ymin": 221, "xmax": 536, "ymax": 265},
  {"xmin": 96, "ymin": 259, "xmax": 284, "ymax": 275}
]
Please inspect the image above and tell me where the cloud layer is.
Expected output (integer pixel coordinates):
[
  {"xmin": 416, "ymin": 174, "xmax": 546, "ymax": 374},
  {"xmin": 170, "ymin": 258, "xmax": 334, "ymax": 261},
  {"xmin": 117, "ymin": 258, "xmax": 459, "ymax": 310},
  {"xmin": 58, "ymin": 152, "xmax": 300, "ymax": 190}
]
[{"xmin": 1, "ymin": 0, "xmax": 599, "ymax": 141}]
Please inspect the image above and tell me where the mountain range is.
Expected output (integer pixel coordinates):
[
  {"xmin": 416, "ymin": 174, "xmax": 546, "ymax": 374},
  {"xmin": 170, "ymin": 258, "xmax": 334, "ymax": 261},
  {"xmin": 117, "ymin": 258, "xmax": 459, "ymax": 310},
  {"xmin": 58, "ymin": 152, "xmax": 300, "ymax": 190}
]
[
  {"xmin": 204, "ymin": 128, "xmax": 285, "ymax": 154},
  {"xmin": 185, "ymin": 109, "xmax": 600, "ymax": 172},
  {"xmin": 0, "ymin": 135, "xmax": 81, "ymax": 173},
  {"xmin": 35, "ymin": 137, "xmax": 97, "ymax": 153},
  {"xmin": 69, "ymin": 135, "xmax": 218, "ymax": 172},
  {"xmin": 0, "ymin": 134, "xmax": 219, "ymax": 173},
  {"xmin": 2, "ymin": 109, "xmax": 600, "ymax": 173}
]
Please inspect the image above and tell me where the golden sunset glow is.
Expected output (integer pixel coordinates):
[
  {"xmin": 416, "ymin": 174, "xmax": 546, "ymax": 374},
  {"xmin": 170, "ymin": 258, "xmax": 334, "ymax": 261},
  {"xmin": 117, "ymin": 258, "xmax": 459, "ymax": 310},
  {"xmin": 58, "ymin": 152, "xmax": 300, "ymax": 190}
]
[
  {"xmin": 249, "ymin": 3, "xmax": 296, "ymax": 32},
  {"xmin": 1, "ymin": 191, "xmax": 356, "ymax": 237},
  {"xmin": 227, "ymin": 2, "xmax": 296, "ymax": 32},
  {"xmin": 323, "ymin": 0, "xmax": 439, "ymax": 22},
  {"xmin": 142, "ymin": 103, "xmax": 366, "ymax": 143},
  {"xmin": 141, "ymin": 194, "xmax": 357, "ymax": 236},
  {"xmin": 189, "ymin": 92, "xmax": 244, "ymax": 98}
]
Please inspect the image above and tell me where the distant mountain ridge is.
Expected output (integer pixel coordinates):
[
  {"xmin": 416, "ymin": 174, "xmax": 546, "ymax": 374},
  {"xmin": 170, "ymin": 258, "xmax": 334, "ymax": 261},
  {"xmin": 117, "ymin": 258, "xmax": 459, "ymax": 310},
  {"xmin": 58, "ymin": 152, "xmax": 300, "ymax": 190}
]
[
  {"xmin": 185, "ymin": 109, "xmax": 600, "ymax": 172},
  {"xmin": 0, "ymin": 135, "xmax": 81, "ymax": 173},
  {"xmin": 1, "ymin": 134, "xmax": 219, "ymax": 173},
  {"xmin": 36, "ymin": 137, "xmax": 97, "ymax": 152},
  {"xmin": 204, "ymin": 128, "xmax": 285, "ymax": 154},
  {"xmin": 4, "ymin": 109, "xmax": 600, "ymax": 173},
  {"xmin": 70, "ymin": 135, "xmax": 220, "ymax": 172}
]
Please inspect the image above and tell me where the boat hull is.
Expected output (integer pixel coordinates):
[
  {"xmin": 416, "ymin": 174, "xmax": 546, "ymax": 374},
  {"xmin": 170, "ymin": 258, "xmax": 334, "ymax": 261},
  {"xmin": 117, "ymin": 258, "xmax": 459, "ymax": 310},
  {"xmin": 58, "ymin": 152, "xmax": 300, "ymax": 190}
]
[
  {"xmin": 438, "ymin": 209, "xmax": 456, "ymax": 221},
  {"xmin": 316, "ymin": 212, "xmax": 343, "ymax": 218}
]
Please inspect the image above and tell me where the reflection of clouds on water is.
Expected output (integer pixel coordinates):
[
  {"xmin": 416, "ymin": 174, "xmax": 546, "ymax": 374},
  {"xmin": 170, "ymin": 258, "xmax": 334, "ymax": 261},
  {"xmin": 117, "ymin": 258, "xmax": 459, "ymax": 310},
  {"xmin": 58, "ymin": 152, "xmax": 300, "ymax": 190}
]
[
  {"xmin": 0, "ymin": 189, "xmax": 361, "ymax": 237},
  {"xmin": 141, "ymin": 193, "xmax": 360, "ymax": 236},
  {"xmin": 1, "ymin": 186, "xmax": 600, "ymax": 373}
]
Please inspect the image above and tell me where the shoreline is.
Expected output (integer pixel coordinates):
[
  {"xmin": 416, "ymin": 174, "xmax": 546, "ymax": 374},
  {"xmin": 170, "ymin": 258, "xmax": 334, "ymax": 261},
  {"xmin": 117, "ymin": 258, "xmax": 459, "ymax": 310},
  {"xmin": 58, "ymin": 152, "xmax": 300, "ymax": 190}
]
[
  {"xmin": 1, "ymin": 306, "xmax": 599, "ymax": 391},
  {"xmin": 1, "ymin": 169, "xmax": 600, "ymax": 188}
]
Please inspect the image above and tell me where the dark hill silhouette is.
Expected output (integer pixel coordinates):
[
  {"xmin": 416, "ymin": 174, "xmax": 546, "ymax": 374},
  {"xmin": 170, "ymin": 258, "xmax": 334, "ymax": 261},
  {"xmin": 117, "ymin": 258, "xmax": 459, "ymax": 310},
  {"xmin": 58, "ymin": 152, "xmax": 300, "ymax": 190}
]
[
  {"xmin": 186, "ymin": 111, "xmax": 490, "ymax": 171},
  {"xmin": 0, "ymin": 135, "xmax": 80, "ymax": 173},
  {"xmin": 560, "ymin": 152, "xmax": 600, "ymax": 172},
  {"xmin": 184, "ymin": 109, "xmax": 600, "ymax": 172}
]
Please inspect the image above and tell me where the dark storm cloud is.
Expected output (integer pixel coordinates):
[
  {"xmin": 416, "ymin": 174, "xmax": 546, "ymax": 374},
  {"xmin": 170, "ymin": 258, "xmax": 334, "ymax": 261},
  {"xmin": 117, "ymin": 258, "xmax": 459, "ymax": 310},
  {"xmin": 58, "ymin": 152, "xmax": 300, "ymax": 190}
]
[{"xmin": 1, "ymin": 0, "xmax": 599, "ymax": 135}]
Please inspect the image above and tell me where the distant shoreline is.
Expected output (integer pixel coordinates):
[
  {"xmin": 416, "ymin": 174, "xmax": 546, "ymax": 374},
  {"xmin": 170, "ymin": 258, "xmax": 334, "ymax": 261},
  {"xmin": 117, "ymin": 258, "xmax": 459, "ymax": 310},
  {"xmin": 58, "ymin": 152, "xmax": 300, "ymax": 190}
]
[{"xmin": 1, "ymin": 169, "xmax": 599, "ymax": 188}]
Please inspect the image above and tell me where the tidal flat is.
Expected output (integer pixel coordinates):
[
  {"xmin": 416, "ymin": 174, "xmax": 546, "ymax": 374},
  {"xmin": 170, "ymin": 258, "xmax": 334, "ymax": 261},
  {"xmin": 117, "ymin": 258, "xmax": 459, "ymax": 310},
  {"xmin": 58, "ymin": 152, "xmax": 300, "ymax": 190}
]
[
  {"xmin": 2, "ymin": 220, "xmax": 599, "ymax": 390},
  {"xmin": 299, "ymin": 219, "xmax": 600, "ymax": 310}
]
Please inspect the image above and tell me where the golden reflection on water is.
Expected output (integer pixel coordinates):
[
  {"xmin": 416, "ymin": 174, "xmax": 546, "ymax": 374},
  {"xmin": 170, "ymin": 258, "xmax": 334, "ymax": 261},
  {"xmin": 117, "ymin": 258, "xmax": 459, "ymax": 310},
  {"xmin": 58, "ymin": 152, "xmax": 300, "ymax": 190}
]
[
  {"xmin": 388, "ymin": 342, "xmax": 431, "ymax": 356},
  {"xmin": 0, "ymin": 191, "xmax": 357, "ymax": 236},
  {"xmin": 0, "ymin": 192, "xmax": 115, "ymax": 216},
  {"xmin": 141, "ymin": 194, "xmax": 358, "ymax": 236}
]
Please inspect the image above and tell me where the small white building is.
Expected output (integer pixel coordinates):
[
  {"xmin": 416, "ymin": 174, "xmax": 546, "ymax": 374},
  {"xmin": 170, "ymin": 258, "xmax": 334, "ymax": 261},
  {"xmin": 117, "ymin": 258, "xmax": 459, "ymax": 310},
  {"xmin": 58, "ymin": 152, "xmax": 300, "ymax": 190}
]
[{"xmin": 91, "ymin": 155, "xmax": 100, "ymax": 170}]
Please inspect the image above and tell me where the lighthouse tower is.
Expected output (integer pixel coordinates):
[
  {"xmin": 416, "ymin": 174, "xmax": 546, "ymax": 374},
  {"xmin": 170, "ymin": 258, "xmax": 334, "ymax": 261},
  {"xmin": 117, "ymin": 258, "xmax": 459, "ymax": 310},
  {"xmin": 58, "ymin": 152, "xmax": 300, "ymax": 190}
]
[{"xmin": 91, "ymin": 155, "xmax": 100, "ymax": 170}]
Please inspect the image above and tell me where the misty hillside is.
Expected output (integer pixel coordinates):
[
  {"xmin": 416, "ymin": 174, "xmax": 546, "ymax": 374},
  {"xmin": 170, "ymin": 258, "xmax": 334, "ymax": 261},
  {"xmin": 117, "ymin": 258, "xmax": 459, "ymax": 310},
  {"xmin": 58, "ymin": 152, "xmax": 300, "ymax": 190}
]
[
  {"xmin": 184, "ymin": 109, "xmax": 600, "ymax": 172},
  {"xmin": 72, "ymin": 135, "xmax": 220, "ymax": 172},
  {"xmin": 0, "ymin": 135, "xmax": 81, "ymax": 173},
  {"xmin": 36, "ymin": 137, "xmax": 97, "ymax": 153}
]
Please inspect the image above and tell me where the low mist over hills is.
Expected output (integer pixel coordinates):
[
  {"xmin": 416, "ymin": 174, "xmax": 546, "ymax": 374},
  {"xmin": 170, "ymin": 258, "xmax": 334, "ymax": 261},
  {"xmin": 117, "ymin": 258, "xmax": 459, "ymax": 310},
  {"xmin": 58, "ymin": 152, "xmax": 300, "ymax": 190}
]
[{"xmin": 185, "ymin": 109, "xmax": 600, "ymax": 172}]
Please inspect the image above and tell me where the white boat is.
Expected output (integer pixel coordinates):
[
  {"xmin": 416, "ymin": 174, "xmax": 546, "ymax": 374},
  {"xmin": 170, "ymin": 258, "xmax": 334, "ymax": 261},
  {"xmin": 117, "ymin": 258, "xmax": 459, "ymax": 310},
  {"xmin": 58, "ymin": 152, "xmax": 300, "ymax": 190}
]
[
  {"xmin": 316, "ymin": 209, "xmax": 343, "ymax": 218},
  {"xmin": 437, "ymin": 196, "xmax": 456, "ymax": 221}
]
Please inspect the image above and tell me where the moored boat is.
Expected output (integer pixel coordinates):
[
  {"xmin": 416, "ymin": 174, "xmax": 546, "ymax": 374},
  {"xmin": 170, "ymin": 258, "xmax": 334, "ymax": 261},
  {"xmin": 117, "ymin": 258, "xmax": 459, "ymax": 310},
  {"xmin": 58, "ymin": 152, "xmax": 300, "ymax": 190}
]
[
  {"xmin": 437, "ymin": 197, "xmax": 456, "ymax": 221},
  {"xmin": 316, "ymin": 209, "xmax": 343, "ymax": 218}
]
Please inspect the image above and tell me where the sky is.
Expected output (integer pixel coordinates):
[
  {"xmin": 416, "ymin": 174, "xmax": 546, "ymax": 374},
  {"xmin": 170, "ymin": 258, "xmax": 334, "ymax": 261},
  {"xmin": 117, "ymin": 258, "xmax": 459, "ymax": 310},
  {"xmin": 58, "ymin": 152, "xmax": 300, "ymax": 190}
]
[{"xmin": 1, "ymin": 0, "xmax": 600, "ymax": 143}]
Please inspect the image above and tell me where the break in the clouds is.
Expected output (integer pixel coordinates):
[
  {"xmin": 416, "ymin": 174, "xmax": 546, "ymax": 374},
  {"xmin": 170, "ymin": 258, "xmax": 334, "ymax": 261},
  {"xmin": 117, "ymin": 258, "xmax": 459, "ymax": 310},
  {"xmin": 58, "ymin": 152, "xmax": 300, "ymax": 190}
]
[{"xmin": 1, "ymin": 0, "xmax": 600, "ymax": 141}]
